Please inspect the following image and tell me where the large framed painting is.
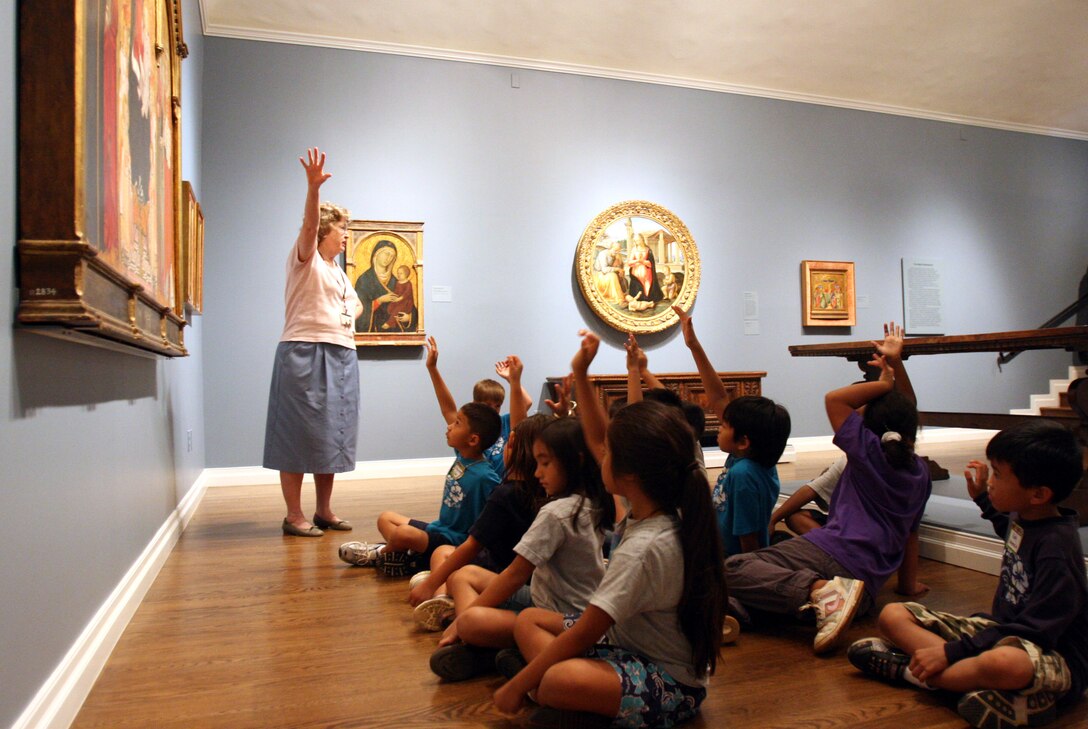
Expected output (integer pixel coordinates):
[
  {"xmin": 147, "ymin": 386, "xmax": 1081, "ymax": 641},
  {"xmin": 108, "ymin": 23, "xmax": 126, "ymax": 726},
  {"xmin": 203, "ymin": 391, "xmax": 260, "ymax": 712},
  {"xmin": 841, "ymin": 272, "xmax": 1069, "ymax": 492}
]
[
  {"xmin": 346, "ymin": 220, "xmax": 426, "ymax": 346},
  {"xmin": 17, "ymin": 0, "xmax": 188, "ymax": 356},
  {"xmin": 801, "ymin": 260, "xmax": 856, "ymax": 327},
  {"xmin": 575, "ymin": 201, "xmax": 701, "ymax": 334}
]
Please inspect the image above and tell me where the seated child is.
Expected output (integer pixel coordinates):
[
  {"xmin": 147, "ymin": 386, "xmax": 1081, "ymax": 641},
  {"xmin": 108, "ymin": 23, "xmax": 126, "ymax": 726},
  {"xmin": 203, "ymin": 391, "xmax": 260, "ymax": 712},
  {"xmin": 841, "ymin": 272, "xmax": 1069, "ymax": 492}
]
[
  {"xmin": 428, "ymin": 416, "xmax": 615, "ymax": 682},
  {"xmin": 724, "ymin": 341, "xmax": 931, "ymax": 654},
  {"xmin": 673, "ymin": 307, "xmax": 790, "ymax": 555},
  {"xmin": 491, "ymin": 331, "xmax": 727, "ymax": 728},
  {"xmin": 337, "ymin": 401, "xmax": 501, "ymax": 574},
  {"xmin": 409, "ymin": 414, "xmax": 550, "ymax": 630},
  {"xmin": 849, "ymin": 419, "xmax": 1087, "ymax": 729},
  {"xmin": 380, "ymin": 264, "xmax": 416, "ymax": 331},
  {"xmin": 423, "ymin": 335, "xmax": 532, "ymax": 479}
]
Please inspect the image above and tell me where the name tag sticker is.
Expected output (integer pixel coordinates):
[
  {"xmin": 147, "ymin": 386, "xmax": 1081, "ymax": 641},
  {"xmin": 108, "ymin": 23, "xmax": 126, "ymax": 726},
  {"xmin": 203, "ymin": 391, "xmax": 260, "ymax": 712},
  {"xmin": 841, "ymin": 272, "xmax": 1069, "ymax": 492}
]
[{"xmin": 1006, "ymin": 522, "xmax": 1024, "ymax": 554}]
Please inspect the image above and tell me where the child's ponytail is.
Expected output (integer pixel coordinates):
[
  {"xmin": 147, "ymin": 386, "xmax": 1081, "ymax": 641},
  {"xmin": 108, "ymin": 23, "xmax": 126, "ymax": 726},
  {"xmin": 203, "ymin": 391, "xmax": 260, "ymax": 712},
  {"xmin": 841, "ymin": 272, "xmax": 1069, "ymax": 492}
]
[
  {"xmin": 608, "ymin": 401, "xmax": 726, "ymax": 678},
  {"xmin": 862, "ymin": 390, "xmax": 919, "ymax": 471}
]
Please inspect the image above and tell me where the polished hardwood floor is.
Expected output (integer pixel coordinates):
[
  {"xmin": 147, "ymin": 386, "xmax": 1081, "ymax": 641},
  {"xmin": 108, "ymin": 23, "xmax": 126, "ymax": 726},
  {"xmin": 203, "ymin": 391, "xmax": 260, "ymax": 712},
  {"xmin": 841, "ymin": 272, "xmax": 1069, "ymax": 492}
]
[{"xmin": 71, "ymin": 446, "xmax": 1088, "ymax": 728}]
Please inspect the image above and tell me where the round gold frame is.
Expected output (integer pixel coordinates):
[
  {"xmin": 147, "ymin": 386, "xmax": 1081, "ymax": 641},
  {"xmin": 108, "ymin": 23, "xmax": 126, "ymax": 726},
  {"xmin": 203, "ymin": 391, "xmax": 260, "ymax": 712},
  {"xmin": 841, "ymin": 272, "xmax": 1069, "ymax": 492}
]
[{"xmin": 575, "ymin": 200, "xmax": 701, "ymax": 334}]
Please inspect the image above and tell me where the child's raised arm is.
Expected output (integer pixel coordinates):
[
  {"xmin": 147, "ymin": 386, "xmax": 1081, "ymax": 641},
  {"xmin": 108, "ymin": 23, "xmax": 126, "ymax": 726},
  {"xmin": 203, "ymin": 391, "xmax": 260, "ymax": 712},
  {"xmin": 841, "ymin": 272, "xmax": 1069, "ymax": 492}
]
[
  {"xmin": 624, "ymin": 334, "xmax": 645, "ymax": 404},
  {"xmin": 825, "ymin": 353, "xmax": 894, "ymax": 432},
  {"xmin": 673, "ymin": 306, "xmax": 728, "ymax": 415},
  {"xmin": 873, "ymin": 321, "xmax": 916, "ymax": 405},
  {"xmin": 503, "ymin": 355, "xmax": 530, "ymax": 428},
  {"xmin": 496, "ymin": 356, "xmax": 533, "ymax": 425},
  {"xmin": 425, "ymin": 336, "xmax": 458, "ymax": 424},
  {"xmin": 571, "ymin": 329, "xmax": 607, "ymax": 463}
]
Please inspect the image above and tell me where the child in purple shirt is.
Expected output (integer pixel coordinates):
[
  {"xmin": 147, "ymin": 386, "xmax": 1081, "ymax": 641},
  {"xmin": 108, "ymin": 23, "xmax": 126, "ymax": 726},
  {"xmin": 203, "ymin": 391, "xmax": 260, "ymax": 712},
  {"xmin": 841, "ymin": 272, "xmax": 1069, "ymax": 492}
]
[{"xmin": 724, "ymin": 323, "xmax": 931, "ymax": 654}]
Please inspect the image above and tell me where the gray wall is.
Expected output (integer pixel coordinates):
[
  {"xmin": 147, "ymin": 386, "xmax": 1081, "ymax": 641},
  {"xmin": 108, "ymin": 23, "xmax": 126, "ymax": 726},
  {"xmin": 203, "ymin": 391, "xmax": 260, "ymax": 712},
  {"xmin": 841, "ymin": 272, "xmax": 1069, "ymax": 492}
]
[
  {"xmin": 202, "ymin": 38, "xmax": 1088, "ymax": 467},
  {"xmin": 0, "ymin": 1, "xmax": 205, "ymax": 725}
]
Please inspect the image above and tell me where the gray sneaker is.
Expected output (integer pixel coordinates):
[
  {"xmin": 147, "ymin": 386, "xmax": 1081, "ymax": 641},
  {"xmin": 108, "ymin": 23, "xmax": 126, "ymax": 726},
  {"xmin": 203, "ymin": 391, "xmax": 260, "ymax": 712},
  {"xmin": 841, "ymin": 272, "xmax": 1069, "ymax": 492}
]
[
  {"xmin": 957, "ymin": 689, "xmax": 1058, "ymax": 729},
  {"xmin": 414, "ymin": 595, "xmax": 455, "ymax": 632},
  {"xmin": 338, "ymin": 541, "xmax": 383, "ymax": 566}
]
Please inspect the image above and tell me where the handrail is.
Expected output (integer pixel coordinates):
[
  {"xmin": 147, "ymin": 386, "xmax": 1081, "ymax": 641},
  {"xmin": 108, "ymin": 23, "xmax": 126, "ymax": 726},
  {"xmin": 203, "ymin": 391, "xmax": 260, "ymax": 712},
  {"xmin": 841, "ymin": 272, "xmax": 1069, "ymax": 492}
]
[{"xmin": 997, "ymin": 291, "xmax": 1088, "ymax": 367}]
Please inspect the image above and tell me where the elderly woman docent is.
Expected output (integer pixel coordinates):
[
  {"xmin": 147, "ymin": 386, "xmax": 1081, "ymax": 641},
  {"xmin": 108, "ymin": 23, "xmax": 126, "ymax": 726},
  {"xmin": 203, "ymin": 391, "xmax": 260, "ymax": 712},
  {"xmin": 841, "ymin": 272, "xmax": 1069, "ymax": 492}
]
[{"xmin": 263, "ymin": 147, "xmax": 363, "ymax": 537}]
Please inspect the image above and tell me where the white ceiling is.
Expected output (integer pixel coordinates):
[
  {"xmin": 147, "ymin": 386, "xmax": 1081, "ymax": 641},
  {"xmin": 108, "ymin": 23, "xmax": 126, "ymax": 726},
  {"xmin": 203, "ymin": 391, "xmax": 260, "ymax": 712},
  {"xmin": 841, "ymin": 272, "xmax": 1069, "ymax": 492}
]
[{"xmin": 199, "ymin": 0, "xmax": 1088, "ymax": 140}]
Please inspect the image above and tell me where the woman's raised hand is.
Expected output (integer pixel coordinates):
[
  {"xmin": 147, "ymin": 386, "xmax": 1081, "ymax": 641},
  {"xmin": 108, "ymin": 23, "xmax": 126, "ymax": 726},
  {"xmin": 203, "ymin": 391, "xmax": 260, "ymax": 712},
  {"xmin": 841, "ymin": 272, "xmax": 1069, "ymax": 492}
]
[{"xmin": 299, "ymin": 147, "xmax": 332, "ymax": 188}]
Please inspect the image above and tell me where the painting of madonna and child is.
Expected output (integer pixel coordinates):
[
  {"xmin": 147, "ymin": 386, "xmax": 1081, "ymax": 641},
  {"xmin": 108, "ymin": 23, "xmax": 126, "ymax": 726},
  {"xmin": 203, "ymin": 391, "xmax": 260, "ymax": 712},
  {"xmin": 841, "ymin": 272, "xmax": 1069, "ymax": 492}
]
[
  {"xmin": 577, "ymin": 201, "xmax": 701, "ymax": 334},
  {"xmin": 345, "ymin": 221, "xmax": 426, "ymax": 346}
]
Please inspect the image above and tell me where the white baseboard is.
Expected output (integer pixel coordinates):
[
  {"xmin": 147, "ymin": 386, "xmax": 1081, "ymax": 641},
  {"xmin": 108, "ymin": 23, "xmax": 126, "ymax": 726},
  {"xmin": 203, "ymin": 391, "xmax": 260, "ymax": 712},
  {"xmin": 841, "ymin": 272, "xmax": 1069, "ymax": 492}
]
[
  {"xmin": 917, "ymin": 523, "xmax": 1003, "ymax": 576},
  {"xmin": 12, "ymin": 472, "xmax": 210, "ymax": 729}
]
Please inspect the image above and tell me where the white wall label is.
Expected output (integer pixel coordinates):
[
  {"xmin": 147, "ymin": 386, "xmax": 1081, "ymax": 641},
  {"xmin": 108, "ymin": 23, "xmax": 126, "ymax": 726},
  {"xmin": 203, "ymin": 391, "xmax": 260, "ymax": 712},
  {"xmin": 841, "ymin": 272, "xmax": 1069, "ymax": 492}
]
[
  {"xmin": 901, "ymin": 258, "xmax": 944, "ymax": 335},
  {"xmin": 431, "ymin": 286, "xmax": 452, "ymax": 302}
]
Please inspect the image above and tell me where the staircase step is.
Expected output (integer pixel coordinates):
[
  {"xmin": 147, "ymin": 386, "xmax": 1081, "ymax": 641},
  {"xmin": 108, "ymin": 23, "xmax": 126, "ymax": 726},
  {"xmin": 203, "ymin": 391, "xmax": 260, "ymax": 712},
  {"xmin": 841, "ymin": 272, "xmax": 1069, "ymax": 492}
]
[{"xmin": 1039, "ymin": 405, "xmax": 1074, "ymax": 418}]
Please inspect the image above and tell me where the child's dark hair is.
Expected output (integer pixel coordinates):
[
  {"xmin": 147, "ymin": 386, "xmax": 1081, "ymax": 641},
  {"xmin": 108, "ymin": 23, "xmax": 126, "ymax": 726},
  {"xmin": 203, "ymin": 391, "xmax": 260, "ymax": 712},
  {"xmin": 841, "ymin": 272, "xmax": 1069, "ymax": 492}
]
[
  {"xmin": 535, "ymin": 417, "xmax": 615, "ymax": 533},
  {"xmin": 723, "ymin": 396, "xmax": 791, "ymax": 468},
  {"xmin": 986, "ymin": 420, "xmax": 1084, "ymax": 503},
  {"xmin": 607, "ymin": 401, "xmax": 726, "ymax": 678},
  {"xmin": 460, "ymin": 402, "xmax": 501, "ymax": 451},
  {"xmin": 473, "ymin": 379, "xmax": 505, "ymax": 407},
  {"xmin": 505, "ymin": 414, "xmax": 551, "ymax": 515},
  {"xmin": 645, "ymin": 387, "xmax": 705, "ymax": 441},
  {"xmin": 861, "ymin": 390, "xmax": 919, "ymax": 471}
]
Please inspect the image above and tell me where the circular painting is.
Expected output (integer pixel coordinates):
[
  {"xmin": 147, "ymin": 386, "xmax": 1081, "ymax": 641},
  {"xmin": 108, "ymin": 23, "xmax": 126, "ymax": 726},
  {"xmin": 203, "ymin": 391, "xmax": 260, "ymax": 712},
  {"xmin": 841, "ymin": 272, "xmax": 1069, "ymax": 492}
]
[{"xmin": 575, "ymin": 200, "xmax": 700, "ymax": 333}]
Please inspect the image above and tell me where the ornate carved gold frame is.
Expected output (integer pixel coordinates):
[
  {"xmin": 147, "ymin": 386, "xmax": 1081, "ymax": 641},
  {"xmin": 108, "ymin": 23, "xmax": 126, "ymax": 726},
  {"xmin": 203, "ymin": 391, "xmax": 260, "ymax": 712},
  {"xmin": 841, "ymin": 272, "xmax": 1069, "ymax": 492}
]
[{"xmin": 575, "ymin": 200, "xmax": 700, "ymax": 334}]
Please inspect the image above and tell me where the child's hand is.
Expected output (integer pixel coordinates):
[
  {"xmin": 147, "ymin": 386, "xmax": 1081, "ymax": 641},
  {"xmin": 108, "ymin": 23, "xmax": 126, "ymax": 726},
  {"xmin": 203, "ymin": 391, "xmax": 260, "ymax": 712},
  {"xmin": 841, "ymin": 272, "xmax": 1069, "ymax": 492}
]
[
  {"xmin": 866, "ymin": 353, "xmax": 894, "ymax": 386},
  {"xmin": 909, "ymin": 645, "xmax": 948, "ymax": 684},
  {"xmin": 408, "ymin": 577, "xmax": 435, "ymax": 607},
  {"xmin": 425, "ymin": 335, "xmax": 439, "ymax": 369},
  {"xmin": 895, "ymin": 580, "xmax": 931, "ymax": 598},
  {"xmin": 493, "ymin": 680, "xmax": 527, "ymax": 715},
  {"xmin": 437, "ymin": 619, "xmax": 460, "ymax": 647},
  {"xmin": 624, "ymin": 333, "xmax": 645, "ymax": 372},
  {"xmin": 572, "ymin": 329, "xmax": 600, "ymax": 375},
  {"xmin": 506, "ymin": 355, "xmax": 524, "ymax": 382},
  {"xmin": 544, "ymin": 373, "xmax": 573, "ymax": 417},
  {"xmin": 672, "ymin": 305, "xmax": 697, "ymax": 348},
  {"xmin": 494, "ymin": 357, "xmax": 511, "ymax": 381},
  {"xmin": 872, "ymin": 321, "xmax": 905, "ymax": 363},
  {"xmin": 964, "ymin": 460, "xmax": 989, "ymax": 499}
]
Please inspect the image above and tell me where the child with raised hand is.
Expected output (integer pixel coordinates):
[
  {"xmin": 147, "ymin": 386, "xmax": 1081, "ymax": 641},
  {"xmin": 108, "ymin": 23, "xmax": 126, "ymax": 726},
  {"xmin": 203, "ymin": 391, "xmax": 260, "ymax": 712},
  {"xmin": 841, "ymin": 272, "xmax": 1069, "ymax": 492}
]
[
  {"xmin": 337, "ymin": 401, "xmax": 501, "ymax": 575},
  {"xmin": 424, "ymin": 335, "xmax": 532, "ymax": 479},
  {"xmin": 724, "ymin": 345, "xmax": 931, "ymax": 653},
  {"xmin": 769, "ymin": 322, "xmax": 929, "ymax": 598},
  {"xmin": 673, "ymin": 306, "xmax": 790, "ymax": 556},
  {"xmin": 849, "ymin": 420, "xmax": 1087, "ymax": 729},
  {"xmin": 428, "ymin": 413, "xmax": 615, "ymax": 682},
  {"xmin": 492, "ymin": 329, "xmax": 727, "ymax": 728},
  {"xmin": 409, "ymin": 414, "xmax": 550, "ymax": 631}
]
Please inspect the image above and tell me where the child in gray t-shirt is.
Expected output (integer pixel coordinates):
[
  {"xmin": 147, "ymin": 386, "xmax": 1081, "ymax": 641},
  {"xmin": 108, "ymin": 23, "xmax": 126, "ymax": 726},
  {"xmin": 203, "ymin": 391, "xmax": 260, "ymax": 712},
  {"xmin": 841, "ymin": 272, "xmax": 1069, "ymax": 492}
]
[{"xmin": 493, "ymin": 331, "xmax": 728, "ymax": 728}]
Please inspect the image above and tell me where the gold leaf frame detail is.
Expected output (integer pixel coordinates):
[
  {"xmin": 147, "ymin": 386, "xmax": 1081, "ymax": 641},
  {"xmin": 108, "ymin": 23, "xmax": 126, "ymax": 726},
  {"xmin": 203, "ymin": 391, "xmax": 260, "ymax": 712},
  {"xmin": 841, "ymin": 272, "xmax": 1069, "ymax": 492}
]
[{"xmin": 575, "ymin": 200, "xmax": 700, "ymax": 334}]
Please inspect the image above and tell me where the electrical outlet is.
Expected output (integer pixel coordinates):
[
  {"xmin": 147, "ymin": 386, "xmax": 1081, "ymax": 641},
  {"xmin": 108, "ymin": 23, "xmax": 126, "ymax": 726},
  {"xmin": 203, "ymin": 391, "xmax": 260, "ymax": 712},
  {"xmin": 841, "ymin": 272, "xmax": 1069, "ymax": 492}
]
[{"xmin": 187, "ymin": 429, "xmax": 193, "ymax": 453}]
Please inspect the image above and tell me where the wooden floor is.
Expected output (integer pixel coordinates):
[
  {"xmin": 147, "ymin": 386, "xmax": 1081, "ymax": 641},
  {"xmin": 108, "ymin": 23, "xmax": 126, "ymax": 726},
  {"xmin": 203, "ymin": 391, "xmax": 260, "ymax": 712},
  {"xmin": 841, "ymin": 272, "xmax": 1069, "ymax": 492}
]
[{"xmin": 72, "ymin": 447, "xmax": 1088, "ymax": 729}]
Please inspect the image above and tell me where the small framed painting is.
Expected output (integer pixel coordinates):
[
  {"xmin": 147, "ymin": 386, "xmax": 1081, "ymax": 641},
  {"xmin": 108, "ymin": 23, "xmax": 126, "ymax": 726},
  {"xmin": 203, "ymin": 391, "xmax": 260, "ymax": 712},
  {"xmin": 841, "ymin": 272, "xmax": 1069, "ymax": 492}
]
[
  {"xmin": 345, "ymin": 220, "xmax": 426, "ymax": 346},
  {"xmin": 801, "ymin": 260, "xmax": 856, "ymax": 327}
]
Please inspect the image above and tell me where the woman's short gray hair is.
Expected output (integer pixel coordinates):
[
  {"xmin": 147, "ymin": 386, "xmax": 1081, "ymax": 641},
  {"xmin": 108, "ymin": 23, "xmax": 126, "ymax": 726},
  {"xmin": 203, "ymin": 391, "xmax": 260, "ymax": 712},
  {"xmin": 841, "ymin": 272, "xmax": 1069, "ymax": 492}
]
[{"xmin": 317, "ymin": 202, "xmax": 350, "ymax": 242}]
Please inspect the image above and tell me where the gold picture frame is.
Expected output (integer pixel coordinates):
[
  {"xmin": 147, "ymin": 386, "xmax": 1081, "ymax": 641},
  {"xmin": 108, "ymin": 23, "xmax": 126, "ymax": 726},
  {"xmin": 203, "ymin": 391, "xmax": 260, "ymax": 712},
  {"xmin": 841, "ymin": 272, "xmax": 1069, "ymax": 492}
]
[
  {"xmin": 801, "ymin": 260, "xmax": 856, "ymax": 327},
  {"xmin": 575, "ymin": 201, "xmax": 701, "ymax": 334},
  {"xmin": 346, "ymin": 220, "xmax": 425, "ymax": 346},
  {"xmin": 17, "ymin": 0, "xmax": 188, "ymax": 356}
]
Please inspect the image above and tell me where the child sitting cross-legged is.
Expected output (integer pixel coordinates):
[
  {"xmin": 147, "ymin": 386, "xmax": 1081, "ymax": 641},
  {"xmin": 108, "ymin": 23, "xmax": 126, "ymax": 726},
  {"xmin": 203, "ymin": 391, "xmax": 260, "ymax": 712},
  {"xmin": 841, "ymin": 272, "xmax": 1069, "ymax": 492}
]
[
  {"xmin": 408, "ymin": 413, "xmax": 551, "ymax": 631},
  {"xmin": 849, "ymin": 419, "xmax": 1088, "ymax": 729},
  {"xmin": 724, "ymin": 343, "xmax": 931, "ymax": 654},
  {"xmin": 338, "ymin": 401, "xmax": 501, "ymax": 576},
  {"xmin": 491, "ymin": 329, "xmax": 727, "ymax": 728},
  {"xmin": 673, "ymin": 306, "xmax": 791, "ymax": 556},
  {"xmin": 428, "ymin": 414, "xmax": 615, "ymax": 682}
]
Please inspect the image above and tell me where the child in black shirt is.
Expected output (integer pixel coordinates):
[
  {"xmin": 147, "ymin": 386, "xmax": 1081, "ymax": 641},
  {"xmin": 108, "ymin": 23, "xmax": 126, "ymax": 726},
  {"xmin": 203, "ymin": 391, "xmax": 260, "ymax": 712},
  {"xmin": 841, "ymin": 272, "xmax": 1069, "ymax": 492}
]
[{"xmin": 849, "ymin": 419, "xmax": 1087, "ymax": 729}]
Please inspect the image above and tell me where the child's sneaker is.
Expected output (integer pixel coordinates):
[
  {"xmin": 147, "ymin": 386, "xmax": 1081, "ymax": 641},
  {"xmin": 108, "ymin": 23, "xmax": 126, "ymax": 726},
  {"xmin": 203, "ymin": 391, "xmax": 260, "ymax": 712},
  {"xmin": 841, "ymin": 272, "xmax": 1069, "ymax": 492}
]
[
  {"xmin": 721, "ymin": 615, "xmax": 741, "ymax": 645},
  {"xmin": 806, "ymin": 576, "xmax": 864, "ymax": 653},
  {"xmin": 414, "ymin": 595, "xmax": 456, "ymax": 632},
  {"xmin": 377, "ymin": 549, "xmax": 419, "ymax": 577},
  {"xmin": 429, "ymin": 643, "xmax": 498, "ymax": 682},
  {"xmin": 495, "ymin": 647, "xmax": 528, "ymax": 679},
  {"xmin": 957, "ymin": 689, "xmax": 1057, "ymax": 729},
  {"xmin": 847, "ymin": 638, "xmax": 911, "ymax": 683},
  {"xmin": 408, "ymin": 570, "xmax": 432, "ymax": 590},
  {"xmin": 338, "ymin": 541, "xmax": 383, "ymax": 566}
]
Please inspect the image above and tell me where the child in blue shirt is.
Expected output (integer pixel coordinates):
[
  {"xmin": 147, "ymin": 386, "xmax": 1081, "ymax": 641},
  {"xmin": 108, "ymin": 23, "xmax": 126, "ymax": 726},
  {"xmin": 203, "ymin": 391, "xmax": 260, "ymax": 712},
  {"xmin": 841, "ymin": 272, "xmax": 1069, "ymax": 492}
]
[
  {"xmin": 338, "ymin": 401, "xmax": 501, "ymax": 575},
  {"xmin": 674, "ymin": 307, "xmax": 790, "ymax": 555}
]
